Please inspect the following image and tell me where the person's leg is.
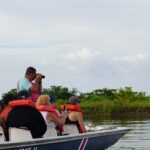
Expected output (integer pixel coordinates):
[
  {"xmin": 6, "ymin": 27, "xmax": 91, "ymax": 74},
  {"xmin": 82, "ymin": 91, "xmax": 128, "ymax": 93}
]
[{"xmin": 0, "ymin": 117, "xmax": 9, "ymax": 141}]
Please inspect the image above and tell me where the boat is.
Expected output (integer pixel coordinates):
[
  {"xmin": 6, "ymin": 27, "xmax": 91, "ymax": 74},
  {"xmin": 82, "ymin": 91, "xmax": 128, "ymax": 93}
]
[{"xmin": 0, "ymin": 125, "xmax": 129, "ymax": 150}]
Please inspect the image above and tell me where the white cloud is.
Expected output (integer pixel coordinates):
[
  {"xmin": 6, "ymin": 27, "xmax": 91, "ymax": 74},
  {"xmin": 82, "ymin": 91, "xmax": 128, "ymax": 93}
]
[
  {"xmin": 78, "ymin": 48, "xmax": 97, "ymax": 60},
  {"xmin": 61, "ymin": 48, "xmax": 99, "ymax": 61},
  {"xmin": 113, "ymin": 54, "xmax": 148, "ymax": 64}
]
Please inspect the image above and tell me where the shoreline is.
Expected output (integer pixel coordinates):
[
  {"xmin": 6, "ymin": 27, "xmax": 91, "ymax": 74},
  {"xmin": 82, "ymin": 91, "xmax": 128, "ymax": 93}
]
[{"xmin": 85, "ymin": 113, "xmax": 150, "ymax": 120}]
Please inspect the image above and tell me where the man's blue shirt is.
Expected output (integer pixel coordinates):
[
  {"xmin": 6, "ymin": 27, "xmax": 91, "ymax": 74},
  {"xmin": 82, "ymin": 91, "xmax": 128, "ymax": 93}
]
[{"xmin": 18, "ymin": 77, "xmax": 32, "ymax": 92}]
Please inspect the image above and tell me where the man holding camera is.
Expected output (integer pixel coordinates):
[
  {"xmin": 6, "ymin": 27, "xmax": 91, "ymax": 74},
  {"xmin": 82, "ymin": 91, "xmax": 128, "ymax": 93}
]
[{"xmin": 17, "ymin": 67, "xmax": 45, "ymax": 102}]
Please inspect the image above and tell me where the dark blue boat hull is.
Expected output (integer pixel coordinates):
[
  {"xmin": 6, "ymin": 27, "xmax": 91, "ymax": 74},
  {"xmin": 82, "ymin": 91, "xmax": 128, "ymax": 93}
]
[{"xmin": 0, "ymin": 128, "xmax": 128, "ymax": 150}]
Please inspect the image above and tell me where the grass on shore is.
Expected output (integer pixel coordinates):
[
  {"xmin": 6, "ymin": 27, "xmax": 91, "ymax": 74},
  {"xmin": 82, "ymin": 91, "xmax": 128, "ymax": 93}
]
[{"xmin": 56, "ymin": 97, "xmax": 150, "ymax": 116}]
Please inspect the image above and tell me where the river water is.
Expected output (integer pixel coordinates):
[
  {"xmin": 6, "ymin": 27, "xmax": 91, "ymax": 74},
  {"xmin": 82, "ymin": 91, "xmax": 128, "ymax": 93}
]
[{"xmin": 86, "ymin": 116, "xmax": 150, "ymax": 150}]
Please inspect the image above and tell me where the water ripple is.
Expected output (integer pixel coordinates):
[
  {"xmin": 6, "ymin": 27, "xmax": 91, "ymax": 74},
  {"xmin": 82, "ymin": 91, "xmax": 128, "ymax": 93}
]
[{"xmin": 106, "ymin": 119, "xmax": 150, "ymax": 150}]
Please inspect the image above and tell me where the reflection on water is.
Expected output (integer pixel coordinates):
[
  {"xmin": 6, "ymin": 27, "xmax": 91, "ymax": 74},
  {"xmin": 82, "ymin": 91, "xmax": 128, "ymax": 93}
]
[{"xmin": 86, "ymin": 116, "xmax": 150, "ymax": 150}]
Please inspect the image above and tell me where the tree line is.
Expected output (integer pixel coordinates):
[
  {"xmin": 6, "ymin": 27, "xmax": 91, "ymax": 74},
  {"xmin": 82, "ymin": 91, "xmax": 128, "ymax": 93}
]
[
  {"xmin": 2, "ymin": 86, "xmax": 150, "ymax": 115},
  {"xmin": 2, "ymin": 86, "xmax": 150, "ymax": 102}
]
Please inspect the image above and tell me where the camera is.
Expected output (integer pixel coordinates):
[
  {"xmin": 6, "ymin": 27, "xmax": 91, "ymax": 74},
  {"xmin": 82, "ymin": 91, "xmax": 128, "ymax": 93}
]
[{"xmin": 41, "ymin": 75, "xmax": 45, "ymax": 79}]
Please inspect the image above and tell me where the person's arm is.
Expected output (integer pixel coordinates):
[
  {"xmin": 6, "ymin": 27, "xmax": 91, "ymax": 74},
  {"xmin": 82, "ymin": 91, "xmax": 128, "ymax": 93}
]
[
  {"xmin": 76, "ymin": 112, "xmax": 86, "ymax": 133},
  {"xmin": 46, "ymin": 112, "xmax": 67, "ymax": 128},
  {"xmin": 17, "ymin": 82, "xmax": 19, "ymax": 92},
  {"xmin": 38, "ymin": 81, "xmax": 42, "ymax": 94},
  {"xmin": 29, "ymin": 75, "xmax": 42, "ymax": 93}
]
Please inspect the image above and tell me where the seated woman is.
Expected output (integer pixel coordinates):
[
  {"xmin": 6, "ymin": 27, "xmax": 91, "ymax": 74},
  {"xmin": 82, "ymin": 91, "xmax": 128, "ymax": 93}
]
[
  {"xmin": 7, "ymin": 91, "xmax": 47, "ymax": 139},
  {"xmin": 36, "ymin": 95, "xmax": 67, "ymax": 134},
  {"xmin": 62, "ymin": 96, "xmax": 86, "ymax": 133}
]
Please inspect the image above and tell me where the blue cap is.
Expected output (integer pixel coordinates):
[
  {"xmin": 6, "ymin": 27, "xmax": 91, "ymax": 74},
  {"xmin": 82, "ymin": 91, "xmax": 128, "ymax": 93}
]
[{"xmin": 68, "ymin": 96, "xmax": 80, "ymax": 104}]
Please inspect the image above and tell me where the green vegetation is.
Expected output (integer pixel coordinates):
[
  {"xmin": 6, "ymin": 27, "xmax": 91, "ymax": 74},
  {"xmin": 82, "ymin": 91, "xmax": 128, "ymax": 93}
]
[{"xmin": 2, "ymin": 86, "xmax": 150, "ymax": 116}]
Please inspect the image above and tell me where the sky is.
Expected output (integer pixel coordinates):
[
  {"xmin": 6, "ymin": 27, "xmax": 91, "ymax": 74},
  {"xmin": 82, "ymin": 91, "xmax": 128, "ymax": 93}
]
[{"xmin": 0, "ymin": 0, "xmax": 150, "ymax": 96}]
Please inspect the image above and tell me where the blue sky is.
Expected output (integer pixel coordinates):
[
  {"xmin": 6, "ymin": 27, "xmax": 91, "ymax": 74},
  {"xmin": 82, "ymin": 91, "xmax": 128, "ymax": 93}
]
[{"xmin": 0, "ymin": 0, "xmax": 150, "ymax": 96}]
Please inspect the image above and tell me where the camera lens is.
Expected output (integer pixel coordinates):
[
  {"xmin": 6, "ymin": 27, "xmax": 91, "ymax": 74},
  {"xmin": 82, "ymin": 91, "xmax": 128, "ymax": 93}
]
[{"xmin": 42, "ymin": 75, "xmax": 45, "ymax": 78}]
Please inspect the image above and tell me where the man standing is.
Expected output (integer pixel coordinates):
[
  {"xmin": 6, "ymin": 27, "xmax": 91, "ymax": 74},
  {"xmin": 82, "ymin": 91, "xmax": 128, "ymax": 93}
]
[{"xmin": 17, "ymin": 67, "xmax": 44, "ymax": 102}]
